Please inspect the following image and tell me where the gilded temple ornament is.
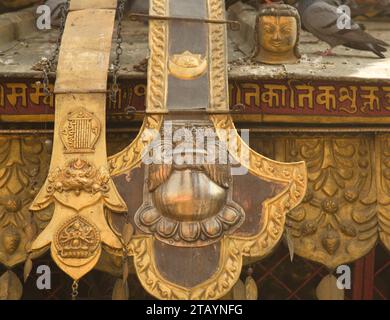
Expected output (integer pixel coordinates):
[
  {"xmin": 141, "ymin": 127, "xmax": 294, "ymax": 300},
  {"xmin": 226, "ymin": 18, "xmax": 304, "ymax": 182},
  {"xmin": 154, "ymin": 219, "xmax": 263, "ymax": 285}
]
[
  {"xmin": 55, "ymin": 216, "xmax": 100, "ymax": 261},
  {"xmin": 278, "ymin": 136, "xmax": 378, "ymax": 269},
  {"xmin": 253, "ymin": 4, "xmax": 301, "ymax": 64},
  {"xmin": 168, "ymin": 51, "xmax": 208, "ymax": 80},
  {"xmin": 29, "ymin": 1, "xmax": 127, "ymax": 281},
  {"xmin": 0, "ymin": 135, "xmax": 51, "ymax": 299},
  {"xmin": 60, "ymin": 108, "xmax": 101, "ymax": 154},
  {"xmin": 107, "ymin": 0, "xmax": 307, "ymax": 300},
  {"xmin": 134, "ymin": 123, "xmax": 245, "ymax": 247},
  {"xmin": 46, "ymin": 159, "xmax": 110, "ymax": 196}
]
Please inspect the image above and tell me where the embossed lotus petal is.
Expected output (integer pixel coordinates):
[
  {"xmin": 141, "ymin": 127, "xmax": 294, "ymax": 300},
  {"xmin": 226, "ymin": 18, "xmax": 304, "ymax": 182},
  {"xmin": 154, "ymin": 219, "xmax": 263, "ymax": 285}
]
[
  {"xmin": 201, "ymin": 217, "xmax": 223, "ymax": 238},
  {"xmin": 140, "ymin": 206, "xmax": 161, "ymax": 226},
  {"xmin": 219, "ymin": 205, "xmax": 242, "ymax": 225},
  {"xmin": 179, "ymin": 221, "xmax": 201, "ymax": 242},
  {"xmin": 156, "ymin": 218, "xmax": 178, "ymax": 238}
]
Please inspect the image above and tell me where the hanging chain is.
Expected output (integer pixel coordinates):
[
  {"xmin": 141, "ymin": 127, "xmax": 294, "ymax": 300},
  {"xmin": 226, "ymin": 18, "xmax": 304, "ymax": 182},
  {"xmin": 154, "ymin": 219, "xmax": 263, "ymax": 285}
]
[
  {"xmin": 41, "ymin": 0, "xmax": 70, "ymax": 97},
  {"xmin": 110, "ymin": 0, "xmax": 126, "ymax": 104},
  {"xmin": 71, "ymin": 280, "xmax": 79, "ymax": 300}
]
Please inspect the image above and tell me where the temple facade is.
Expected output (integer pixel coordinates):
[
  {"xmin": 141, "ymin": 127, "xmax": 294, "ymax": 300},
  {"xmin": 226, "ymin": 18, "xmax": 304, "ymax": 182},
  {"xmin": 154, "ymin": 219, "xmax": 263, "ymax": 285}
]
[{"xmin": 0, "ymin": 0, "xmax": 389, "ymax": 300}]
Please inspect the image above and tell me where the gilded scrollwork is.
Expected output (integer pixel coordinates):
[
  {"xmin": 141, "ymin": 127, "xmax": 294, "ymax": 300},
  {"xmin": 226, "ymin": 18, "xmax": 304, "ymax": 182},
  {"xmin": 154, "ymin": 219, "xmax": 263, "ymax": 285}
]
[
  {"xmin": 210, "ymin": 115, "xmax": 307, "ymax": 258},
  {"xmin": 207, "ymin": 0, "xmax": 229, "ymax": 112},
  {"xmin": 279, "ymin": 135, "xmax": 378, "ymax": 269},
  {"xmin": 115, "ymin": 114, "xmax": 306, "ymax": 300},
  {"xmin": 129, "ymin": 236, "xmax": 243, "ymax": 300},
  {"xmin": 109, "ymin": 115, "xmax": 163, "ymax": 176},
  {"xmin": 147, "ymin": 0, "xmax": 168, "ymax": 113},
  {"xmin": 105, "ymin": 0, "xmax": 307, "ymax": 299}
]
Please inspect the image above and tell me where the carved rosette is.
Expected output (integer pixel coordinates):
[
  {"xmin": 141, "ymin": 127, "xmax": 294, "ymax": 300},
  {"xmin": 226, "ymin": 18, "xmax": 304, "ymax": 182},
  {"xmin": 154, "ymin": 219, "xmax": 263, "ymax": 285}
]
[{"xmin": 280, "ymin": 136, "xmax": 378, "ymax": 269}]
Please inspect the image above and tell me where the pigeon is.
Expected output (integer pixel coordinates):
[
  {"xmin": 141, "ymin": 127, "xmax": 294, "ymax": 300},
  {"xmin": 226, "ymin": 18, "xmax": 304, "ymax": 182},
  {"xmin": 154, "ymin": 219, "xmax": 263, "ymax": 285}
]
[{"xmin": 297, "ymin": 0, "xmax": 389, "ymax": 58}]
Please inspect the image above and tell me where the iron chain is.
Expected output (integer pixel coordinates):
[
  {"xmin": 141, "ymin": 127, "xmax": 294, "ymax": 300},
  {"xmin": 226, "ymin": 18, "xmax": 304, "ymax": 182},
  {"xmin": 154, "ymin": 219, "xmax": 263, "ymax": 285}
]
[
  {"xmin": 71, "ymin": 280, "xmax": 79, "ymax": 300},
  {"xmin": 110, "ymin": 0, "xmax": 126, "ymax": 104},
  {"xmin": 41, "ymin": 0, "xmax": 70, "ymax": 97}
]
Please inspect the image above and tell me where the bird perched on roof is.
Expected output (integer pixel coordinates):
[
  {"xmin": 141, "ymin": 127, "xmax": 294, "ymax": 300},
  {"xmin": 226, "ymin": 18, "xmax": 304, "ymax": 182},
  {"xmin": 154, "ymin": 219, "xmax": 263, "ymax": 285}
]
[{"xmin": 296, "ymin": 0, "xmax": 388, "ymax": 58}]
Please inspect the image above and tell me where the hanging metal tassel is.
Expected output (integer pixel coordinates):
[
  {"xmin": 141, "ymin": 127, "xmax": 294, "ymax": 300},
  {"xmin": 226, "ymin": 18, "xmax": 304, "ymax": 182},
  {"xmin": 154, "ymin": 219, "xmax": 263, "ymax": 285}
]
[{"xmin": 245, "ymin": 267, "xmax": 258, "ymax": 300}]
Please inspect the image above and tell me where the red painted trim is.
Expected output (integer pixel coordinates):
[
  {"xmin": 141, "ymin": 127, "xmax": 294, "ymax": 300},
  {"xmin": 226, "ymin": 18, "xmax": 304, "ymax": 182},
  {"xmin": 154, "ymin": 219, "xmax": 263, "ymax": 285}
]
[
  {"xmin": 352, "ymin": 257, "xmax": 364, "ymax": 300},
  {"xmin": 352, "ymin": 249, "xmax": 375, "ymax": 300},
  {"xmin": 363, "ymin": 250, "xmax": 375, "ymax": 300}
]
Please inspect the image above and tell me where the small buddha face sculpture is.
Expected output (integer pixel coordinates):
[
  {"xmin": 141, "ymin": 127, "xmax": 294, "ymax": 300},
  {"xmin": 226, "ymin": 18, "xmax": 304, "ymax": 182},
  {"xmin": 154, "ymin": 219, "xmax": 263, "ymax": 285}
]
[{"xmin": 254, "ymin": 5, "xmax": 301, "ymax": 64}]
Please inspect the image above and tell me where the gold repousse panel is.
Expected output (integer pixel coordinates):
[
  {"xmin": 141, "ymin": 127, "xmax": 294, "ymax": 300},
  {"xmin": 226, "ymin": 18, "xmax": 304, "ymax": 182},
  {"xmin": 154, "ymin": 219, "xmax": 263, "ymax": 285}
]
[
  {"xmin": 276, "ymin": 134, "xmax": 378, "ymax": 269},
  {"xmin": 0, "ymin": 135, "xmax": 52, "ymax": 269},
  {"xmin": 29, "ymin": 3, "xmax": 128, "ymax": 281},
  {"xmin": 376, "ymin": 134, "xmax": 390, "ymax": 251}
]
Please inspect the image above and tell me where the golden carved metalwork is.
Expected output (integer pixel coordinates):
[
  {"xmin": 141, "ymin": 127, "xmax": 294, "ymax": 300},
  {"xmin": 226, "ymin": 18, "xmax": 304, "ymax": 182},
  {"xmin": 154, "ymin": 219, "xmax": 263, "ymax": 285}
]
[
  {"xmin": 147, "ymin": 0, "xmax": 169, "ymax": 113},
  {"xmin": 0, "ymin": 135, "xmax": 52, "ymax": 300},
  {"xmin": 105, "ymin": 0, "xmax": 307, "ymax": 300},
  {"xmin": 253, "ymin": 4, "xmax": 301, "ymax": 65},
  {"xmin": 46, "ymin": 159, "xmax": 110, "ymax": 196},
  {"xmin": 207, "ymin": 0, "xmax": 229, "ymax": 112},
  {"xmin": 60, "ymin": 108, "xmax": 101, "ymax": 154},
  {"xmin": 128, "ymin": 236, "xmax": 243, "ymax": 300},
  {"xmin": 108, "ymin": 114, "xmax": 306, "ymax": 299},
  {"xmin": 133, "ymin": 122, "xmax": 245, "ymax": 247},
  {"xmin": 376, "ymin": 134, "xmax": 390, "ymax": 251},
  {"xmin": 109, "ymin": 115, "xmax": 163, "ymax": 176},
  {"xmin": 0, "ymin": 136, "xmax": 51, "ymax": 269},
  {"xmin": 210, "ymin": 115, "xmax": 307, "ymax": 258},
  {"xmin": 55, "ymin": 215, "xmax": 100, "ymax": 260},
  {"xmin": 276, "ymin": 135, "xmax": 378, "ymax": 269},
  {"xmin": 168, "ymin": 51, "xmax": 208, "ymax": 80},
  {"xmin": 29, "ymin": 2, "xmax": 127, "ymax": 280}
]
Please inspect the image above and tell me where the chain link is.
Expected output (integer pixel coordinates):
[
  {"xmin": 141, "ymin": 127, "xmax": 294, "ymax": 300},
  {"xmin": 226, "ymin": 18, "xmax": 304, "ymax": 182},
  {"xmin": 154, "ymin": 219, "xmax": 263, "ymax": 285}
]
[
  {"xmin": 110, "ymin": 0, "xmax": 126, "ymax": 104},
  {"xmin": 41, "ymin": 0, "xmax": 70, "ymax": 97},
  {"xmin": 71, "ymin": 280, "xmax": 79, "ymax": 300}
]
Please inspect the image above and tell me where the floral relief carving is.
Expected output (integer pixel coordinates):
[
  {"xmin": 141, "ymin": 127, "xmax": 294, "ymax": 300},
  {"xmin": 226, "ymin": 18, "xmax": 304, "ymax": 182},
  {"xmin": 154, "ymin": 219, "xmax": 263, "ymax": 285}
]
[
  {"xmin": 376, "ymin": 134, "xmax": 390, "ymax": 251},
  {"xmin": 282, "ymin": 136, "xmax": 378, "ymax": 269},
  {"xmin": 0, "ymin": 136, "xmax": 51, "ymax": 268}
]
